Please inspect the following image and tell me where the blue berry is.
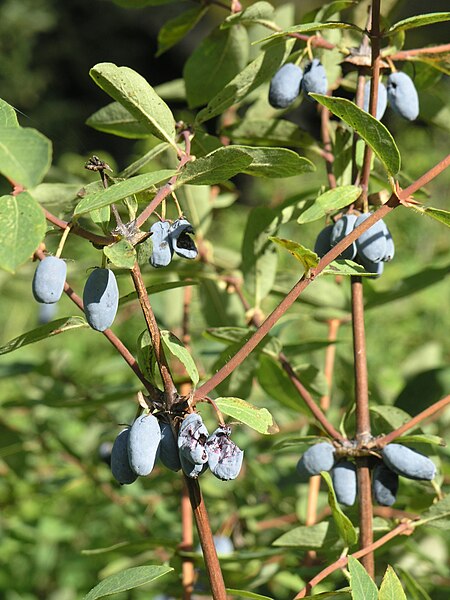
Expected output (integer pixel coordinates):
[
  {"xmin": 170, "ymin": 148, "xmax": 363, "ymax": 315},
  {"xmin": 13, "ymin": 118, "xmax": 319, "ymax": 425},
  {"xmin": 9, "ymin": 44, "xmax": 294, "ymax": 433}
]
[
  {"xmin": 178, "ymin": 413, "xmax": 209, "ymax": 465},
  {"xmin": 302, "ymin": 59, "xmax": 328, "ymax": 101},
  {"xmin": 111, "ymin": 429, "xmax": 138, "ymax": 485},
  {"xmin": 83, "ymin": 268, "xmax": 119, "ymax": 332},
  {"xmin": 382, "ymin": 443, "xmax": 436, "ymax": 481},
  {"xmin": 331, "ymin": 460, "xmax": 357, "ymax": 506},
  {"xmin": 150, "ymin": 221, "xmax": 173, "ymax": 268},
  {"xmin": 159, "ymin": 421, "xmax": 181, "ymax": 472},
  {"xmin": 296, "ymin": 441, "xmax": 335, "ymax": 481},
  {"xmin": 32, "ymin": 256, "xmax": 67, "ymax": 304},
  {"xmin": 363, "ymin": 80, "xmax": 387, "ymax": 120},
  {"xmin": 314, "ymin": 225, "xmax": 333, "ymax": 258},
  {"xmin": 331, "ymin": 215, "xmax": 357, "ymax": 260},
  {"xmin": 169, "ymin": 219, "xmax": 198, "ymax": 260},
  {"xmin": 354, "ymin": 213, "xmax": 387, "ymax": 263},
  {"xmin": 372, "ymin": 462, "xmax": 398, "ymax": 506},
  {"xmin": 128, "ymin": 413, "xmax": 161, "ymax": 476},
  {"xmin": 206, "ymin": 426, "xmax": 244, "ymax": 481},
  {"xmin": 268, "ymin": 63, "xmax": 303, "ymax": 109},
  {"xmin": 387, "ymin": 72, "xmax": 419, "ymax": 121}
]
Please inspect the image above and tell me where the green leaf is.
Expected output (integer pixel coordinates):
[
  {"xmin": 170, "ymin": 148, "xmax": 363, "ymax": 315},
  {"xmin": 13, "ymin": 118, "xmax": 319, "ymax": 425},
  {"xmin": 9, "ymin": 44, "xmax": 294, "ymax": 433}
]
[
  {"xmin": 311, "ymin": 95, "xmax": 401, "ymax": 178},
  {"xmin": 302, "ymin": 592, "xmax": 351, "ymax": 600},
  {"xmin": 0, "ymin": 192, "xmax": 47, "ymax": 273},
  {"xmin": 89, "ymin": 63, "xmax": 177, "ymax": 149},
  {"xmin": 119, "ymin": 280, "xmax": 197, "ymax": 305},
  {"xmin": 103, "ymin": 239, "xmax": 136, "ymax": 269},
  {"xmin": 378, "ymin": 565, "xmax": 407, "ymax": 600},
  {"xmin": 322, "ymin": 260, "xmax": 376, "ymax": 277},
  {"xmin": 86, "ymin": 102, "xmax": 153, "ymax": 138},
  {"xmin": 0, "ymin": 317, "xmax": 88, "ymax": 355},
  {"xmin": 0, "ymin": 127, "xmax": 52, "ymax": 188},
  {"xmin": 347, "ymin": 556, "xmax": 378, "ymax": 600},
  {"xmin": 412, "ymin": 206, "xmax": 450, "ymax": 228},
  {"xmin": 195, "ymin": 38, "xmax": 293, "ymax": 124},
  {"xmin": 316, "ymin": 1, "xmax": 358, "ymax": 22},
  {"xmin": 226, "ymin": 590, "xmax": 274, "ymax": 600},
  {"xmin": 241, "ymin": 207, "xmax": 280, "ymax": 306},
  {"xmin": 397, "ymin": 434, "xmax": 445, "ymax": 447},
  {"xmin": 270, "ymin": 237, "xmax": 319, "ymax": 274},
  {"xmin": 160, "ymin": 330, "xmax": 199, "ymax": 386},
  {"xmin": 214, "ymin": 397, "xmax": 279, "ymax": 434},
  {"xmin": 73, "ymin": 170, "xmax": 175, "ymax": 216},
  {"xmin": 119, "ymin": 143, "xmax": 171, "ymax": 178},
  {"xmin": 184, "ymin": 25, "xmax": 249, "ymax": 108},
  {"xmin": 224, "ymin": 2, "xmax": 275, "ymax": 26},
  {"xmin": 176, "ymin": 147, "xmax": 253, "ymax": 186},
  {"xmin": 321, "ymin": 471, "xmax": 358, "ymax": 547},
  {"xmin": 256, "ymin": 20, "xmax": 363, "ymax": 44},
  {"xmin": 273, "ymin": 521, "xmax": 341, "ymax": 549},
  {"xmin": 83, "ymin": 565, "xmax": 173, "ymax": 600},
  {"xmin": 386, "ymin": 12, "xmax": 450, "ymax": 35},
  {"xmin": 234, "ymin": 146, "xmax": 314, "ymax": 178},
  {"xmin": 416, "ymin": 495, "xmax": 450, "ymax": 530},
  {"xmin": 157, "ymin": 6, "xmax": 208, "ymax": 56},
  {"xmin": 137, "ymin": 330, "xmax": 159, "ymax": 386},
  {"xmin": 222, "ymin": 118, "xmax": 314, "ymax": 148},
  {"xmin": 370, "ymin": 405, "xmax": 412, "ymax": 432},
  {"xmin": 297, "ymin": 185, "xmax": 361, "ymax": 224},
  {"xmin": 0, "ymin": 99, "xmax": 19, "ymax": 127}
]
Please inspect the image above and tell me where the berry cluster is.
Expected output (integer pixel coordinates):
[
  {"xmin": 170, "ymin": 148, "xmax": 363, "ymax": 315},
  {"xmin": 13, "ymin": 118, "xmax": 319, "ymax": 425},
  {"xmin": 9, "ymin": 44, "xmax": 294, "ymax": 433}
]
[
  {"xmin": 268, "ymin": 59, "xmax": 328, "ymax": 109},
  {"xmin": 296, "ymin": 441, "xmax": 436, "ymax": 507},
  {"xmin": 150, "ymin": 218, "xmax": 198, "ymax": 268},
  {"xmin": 110, "ymin": 412, "xmax": 243, "ymax": 485},
  {"xmin": 362, "ymin": 71, "xmax": 419, "ymax": 121},
  {"xmin": 32, "ymin": 218, "xmax": 198, "ymax": 331},
  {"xmin": 314, "ymin": 212, "xmax": 394, "ymax": 277}
]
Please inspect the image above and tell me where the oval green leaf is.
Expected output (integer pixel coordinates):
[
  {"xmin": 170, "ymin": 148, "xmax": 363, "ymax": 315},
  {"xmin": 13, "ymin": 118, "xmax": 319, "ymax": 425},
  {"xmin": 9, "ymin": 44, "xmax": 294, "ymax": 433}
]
[
  {"xmin": 321, "ymin": 471, "xmax": 358, "ymax": 547},
  {"xmin": 310, "ymin": 95, "xmax": 401, "ymax": 178},
  {"xmin": 270, "ymin": 237, "xmax": 319, "ymax": 274},
  {"xmin": 157, "ymin": 6, "xmax": 208, "ymax": 56},
  {"xmin": 234, "ymin": 146, "xmax": 314, "ymax": 178},
  {"xmin": 0, "ymin": 127, "xmax": 52, "ymax": 189},
  {"xmin": 73, "ymin": 170, "xmax": 175, "ymax": 216},
  {"xmin": 161, "ymin": 330, "xmax": 199, "ymax": 386},
  {"xmin": 0, "ymin": 192, "xmax": 47, "ymax": 273},
  {"xmin": 386, "ymin": 12, "xmax": 450, "ymax": 35},
  {"xmin": 378, "ymin": 565, "xmax": 407, "ymax": 600},
  {"xmin": 84, "ymin": 565, "xmax": 173, "ymax": 600},
  {"xmin": 176, "ymin": 147, "xmax": 253, "ymax": 186},
  {"xmin": 0, "ymin": 99, "xmax": 19, "ymax": 127},
  {"xmin": 104, "ymin": 239, "xmax": 136, "ymax": 269},
  {"xmin": 348, "ymin": 556, "xmax": 378, "ymax": 600},
  {"xmin": 214, "ymin": 397, "xmax": 279, "ymax": 434},
  {"xmin": 0, "ymin": 316, "xmax": 88, "ymax": 355},
  {"xmin": 297, "ymin": 185, "xmax": 361, "ymax": 224},
  {"xmin": 86, "ymin": 102, "xmax": 153, "ymax": 138},
  {"xmin": 89, "ymin": 63, "xmax": 177, "ymax": 149}
]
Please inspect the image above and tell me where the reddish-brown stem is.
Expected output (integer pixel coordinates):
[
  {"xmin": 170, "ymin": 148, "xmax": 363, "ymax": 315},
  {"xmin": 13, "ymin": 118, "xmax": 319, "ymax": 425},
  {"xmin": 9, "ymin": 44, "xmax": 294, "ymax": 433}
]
[
  {"xmin": 360, "ymin": 0, "xmax": 381, "ymax": 203},
  {"xmin": 34, "ymin": 248, "xmax": 158, "ymax": 399},
  {"xmin": 180, "ymin": 482, "xmax": 195, "ymax": 600},
  {"xmin": 185, "ymin": 477, "xmax": 227, "ymax": 600},
  {"xmin": 321, "ymin": 319, "xmax": 340, "ymax": 411},
  {"xmin": 43, "ymin": 207, "xmax": 114, "ymax": 246},
  {"xmin": 293, "ymin": 520, "xmax": 415, "ymax": 598},
  {"xmin": 130, "ymin": 262, "xmax": 177, "ymax": 404},
  {"xmin": 389, "ymin": 43, "xmax": 450, "ymax": 60},
  {"xmin": 378, "ymin": 394, "xmax": 450, "ymax": 447}
]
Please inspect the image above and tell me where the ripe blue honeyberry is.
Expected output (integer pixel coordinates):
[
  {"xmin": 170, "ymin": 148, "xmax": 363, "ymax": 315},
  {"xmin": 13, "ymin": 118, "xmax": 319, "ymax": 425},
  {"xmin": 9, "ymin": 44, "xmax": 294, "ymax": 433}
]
[
  {"xmin": 32, "ymin": 256, "xmax": 67, "ymax": 304},
  {"xmin": 83, "ymin": 268, "xmax": 119, "ymax": 332},
  {"xmin": 381, "ymin": 221, "xmax": 395, "ymax": 261},
  {"xmin": 363, "ymin": 80, "xmax": 387, "ymax": 120},
  {"xmin": 331, "ymin": 460, "xmax": 357, "ymax": 506},
  {"xmin": 180, "ymin": 454, "xmax": 208, "ymax": 479},
  {"xmin": 330, "ymin": 214, "xmax": 358, "ymax": 260},
  {"xmin": 111, "ymin": 429, "xmax": 138, "ymax": 485},
  {"xmin": 296, "ymin": 441, "xmax": 335, "ymax": 481},
  {"xmin": 372, "ymin": 462, "xmax": 398, "ymax": 506},
  {"xmin": 387, "ymin": 72, "xmax": 419, "ymax": 121},
  {"xmin": 354, "ymin": 213, "xmax": 387, "ymax": 263},
  {"xmin": 159, "ymin": 421, "xmax": 181, "ymax": 472},
  {"xmin": 150, "ymin": 221, "xmax": 173, "ymax": 268},
  {"xmin": 206, "ymin": 426, "xmax": 244, "ymax": 481},
  {"xmin": 128, "ymin": 413, "xmax": 161, "ymax": 476},
  {"xmin": 38, "ymin": 302, "xmax": 57, "ymax": 324},
  {"xmin": 302, "ymin": 59, "xmax": 328, "ymax": 100},
  {"xmin": 169, "ymin": 219, "xmax": 198, "ymax": 260},
  {"xmin": 268, "ymin": 63, "xmax": 303, "ymax": 109},
  {"xmin": 358, "ymin": 256, "xmax": 385, "ymax": 278},
  {"xmin": 382, "ymin": 443, "xmax": 436, "ymax": 481},
  {"xmin": 314, "ymin": 224, "xmax": 333, "ymax": 258},
  {"xmin": 178, "ymin": 413, "xmax": 209, "ymax": 465}
]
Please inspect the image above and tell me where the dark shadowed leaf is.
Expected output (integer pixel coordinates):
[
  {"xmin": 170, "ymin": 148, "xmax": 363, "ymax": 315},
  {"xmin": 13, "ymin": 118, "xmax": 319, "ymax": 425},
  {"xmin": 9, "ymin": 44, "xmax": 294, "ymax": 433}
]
[{"xmin": 157, "ymin": 6, "xmax": 208, "ymax": 56}]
